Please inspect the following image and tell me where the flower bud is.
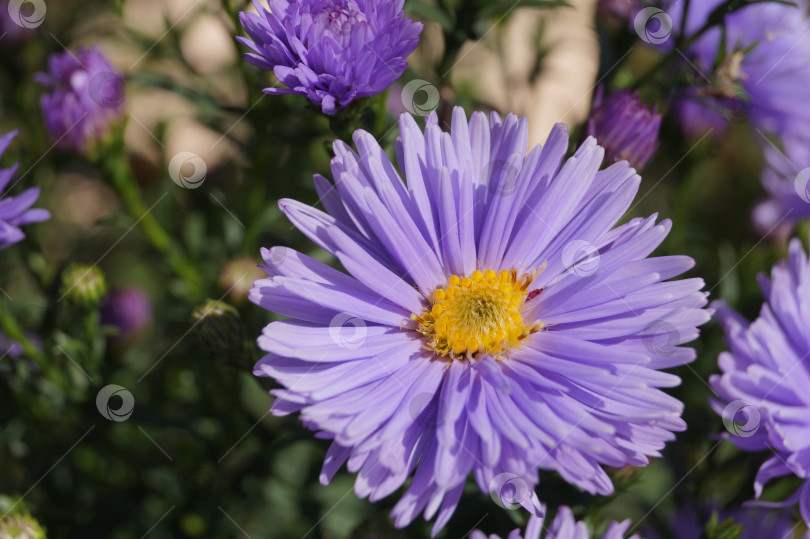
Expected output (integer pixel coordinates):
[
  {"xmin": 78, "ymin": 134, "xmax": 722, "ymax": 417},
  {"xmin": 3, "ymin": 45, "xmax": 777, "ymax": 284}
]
[
  {"xmin": 191, "ymin": 300, "xmax": 246, "ymax": 361},
  {"xmin": 60, "ymin": 264, "xmax": 107, "ymax": 308}
]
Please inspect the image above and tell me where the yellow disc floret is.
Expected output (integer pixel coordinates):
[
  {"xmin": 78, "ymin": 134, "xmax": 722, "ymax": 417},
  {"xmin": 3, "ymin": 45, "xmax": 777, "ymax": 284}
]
[{"xmin": 412, "ymin": 268, "xmax": 543, "ymax": 361}]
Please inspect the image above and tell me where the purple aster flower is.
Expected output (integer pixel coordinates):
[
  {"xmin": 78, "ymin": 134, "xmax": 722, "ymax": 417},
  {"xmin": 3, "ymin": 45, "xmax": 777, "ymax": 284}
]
[
  {"xmin": 35, "ymin": 45, "xmax": 125, "ymax": 154},
  {"xmin": 660, "ymin": 0, "xmax": 810, "ymax": 149},
  {"xmin": 471, "ymin": 506, "xmax": 638, "ymax": 539},
  {"xmin": 238, "ymin": 0, "xmax": 422, "ymax": 115},
  {"xmin": 586, "ymin": 86, "xmax": 661, "ymax": 170},
  {"xmin": 711, "ymin": 237, "xmax": 810, "ymax": 526},
  {"xmin": 250, "ymin": 108, "xmax": 710, "ymax": 534},
  {"xmin": 100, "ymin": 288, "xmax": 152, "ymax": 340},
  {"xmin": 0, "ymin": 130, "xmax": 50, "ymax": 250}
]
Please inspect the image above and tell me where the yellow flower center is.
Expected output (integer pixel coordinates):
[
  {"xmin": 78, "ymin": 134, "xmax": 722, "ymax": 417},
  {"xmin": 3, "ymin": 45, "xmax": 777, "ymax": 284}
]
[{"xmin": 412, "ymin": 269, "xmax": 543, "ymax": 361}]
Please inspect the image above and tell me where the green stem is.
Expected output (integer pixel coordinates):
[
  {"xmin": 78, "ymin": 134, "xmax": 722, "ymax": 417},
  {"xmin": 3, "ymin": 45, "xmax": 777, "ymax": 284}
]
[
  {"xmin": 0, "ymin": 302, "xmax": 45, "ymax": 365},
  {"xmin": 97, "ymin": 135, "xmax": 204, "ymax": 300}
]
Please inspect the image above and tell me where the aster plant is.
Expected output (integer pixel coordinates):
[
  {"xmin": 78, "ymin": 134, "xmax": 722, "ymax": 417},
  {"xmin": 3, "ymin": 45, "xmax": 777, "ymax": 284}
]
[
  {"xmin": 0, "ymin": 130, "xmax": 49, "ymax": 250},
  {"xmin": 238, "ymin": 0, "xmax": 422, "ymax": 115},
  {"xmin": 250, "ymin": 108, "xmax": 711, "ymax": 533},
  {"xmin": 471, "ymin": 506, "xmax": 638, "ymax": 539},
  {"xmin": 35, "ymin": 45, "xmax": 125, "ymax": 155},
  {"xmin": 711, "ymin": 236, "xmax": 810, "ymax": 526}
]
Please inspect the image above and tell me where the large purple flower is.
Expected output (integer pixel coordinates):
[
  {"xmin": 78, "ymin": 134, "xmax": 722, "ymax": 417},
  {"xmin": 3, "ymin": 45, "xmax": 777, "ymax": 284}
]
[
  {"xmin": 35, "ymin": 45, "xmax": 125, "ymax": 154},
  {"xmin": 250, "ymin": 108, "xmax": 710, "ymax": 533},
  {"xmin": 662, "ymin": 0, "xmax": 810, "ymax": 148},
  {"xmin": 471, "ymin": 506, "xmax": 638, "ymax": 539},
  {"xmin": 0, "ymin": 130, "xmax": 49, "ymax": 250},
  {"xmin": 711, "ymin": 237, "xmax": 810, "ymax": 525},
  {"xmin": 238, "ymin": 0, "xmax": 422, "ymax": 115},
  {"xmin": 586, "ymin": 86, "xmax": 661, "ymax": 170}
]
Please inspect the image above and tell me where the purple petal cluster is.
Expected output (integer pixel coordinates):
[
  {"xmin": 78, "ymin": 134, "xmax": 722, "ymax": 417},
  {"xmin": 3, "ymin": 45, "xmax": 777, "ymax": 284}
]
[
  {"xmin": 711, "ymin": 237, "xmax": 810, "ymax": 525},
  {"xmin": 238, "ymin": 0, "xmax": 422, "ymax": 115},
  {"xmin": 250, "ymin": 107, "xmax": 710, "ymax": 533},
  {"xmin": 0, "ymin": 131, "xmax": 49, "ymax": 250},
  {"xmin": 472, "ymin": 506, "xmax": 638, "ymax": 539},
  {"xmin": 752, "ymin": 140, "xmax": 810, "ymax": 236},
  {"xmin": 35, "ymin": 45, "xmax": 125, "ymax": 154},
  {"xmin": 586, "ymin": 86, "xmax": 661, "ymax": 170}
]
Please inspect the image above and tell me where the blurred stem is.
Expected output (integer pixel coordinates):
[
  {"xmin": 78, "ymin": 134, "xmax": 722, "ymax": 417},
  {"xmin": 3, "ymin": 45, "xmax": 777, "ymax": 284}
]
[
  {"xmin": 0, "ymin": 302, "xmax": 45, "ymax": 365},
  {"xmin": 94, "ymin": 130, "xmax": 203, "ymax": 301}
]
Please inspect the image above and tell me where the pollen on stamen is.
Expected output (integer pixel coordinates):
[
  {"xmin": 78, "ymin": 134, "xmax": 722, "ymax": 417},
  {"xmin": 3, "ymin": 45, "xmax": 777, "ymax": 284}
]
[{"xmin": 412, "ymin": 267, "xmax": 544, "ymax": 361}]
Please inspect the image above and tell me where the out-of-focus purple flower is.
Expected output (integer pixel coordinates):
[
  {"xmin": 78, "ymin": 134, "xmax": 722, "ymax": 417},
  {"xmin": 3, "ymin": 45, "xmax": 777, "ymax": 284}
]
[
  {"xmin": 471, "ymin": 506, "xmax": 638, "ymax": 539},
  {"xmin": 661, "ymin": 0, "xmax": 810, "ymax": 150},
  {"xmin": 238, "ymin": 0, "xmax": 422, "ymax": 115},
  {"xmin": 711, "ymin": 237, "xmax": 810, "ymax": 526},
  {"xmin": 645, "ymin": 502, "xmax": 806, "ymax": 539},
  {"xmin": 0, "ymin": 331, "xmax": 42, "ymax": 373},
  {"xmin": 586, "ymin": 86, "xmax": 661, "ymax": 169},
  {"xmin": 250, "ymin": 107, "xmax": 710, "ymax": 533},
  {"xmin": 753, "ymin": 140, "xmax": 810, "ymax": 235},
  {"xmin": 35, "ymin": 45, "xmax": 125, "ymax": 154},
  {"xmin": 100, "ymin": 288, "xmax": 152, "ymax": 339},
  {"xmin": 0, "ymin": 130, "xmax": 50, "ymax": 250}
]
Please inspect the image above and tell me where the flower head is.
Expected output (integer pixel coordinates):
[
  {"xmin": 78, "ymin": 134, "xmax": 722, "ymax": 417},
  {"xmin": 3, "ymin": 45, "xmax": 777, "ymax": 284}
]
[
  {"xmin": 586, "ymin": 86, "xmax": 661, "ymax": 169},
  {"xmin": 471, "ymin": 506, "xmax": 638, "ymax": 539},
  {"xmin": 711, "ymin": 237, "xmax": 810, "ymax": 526},
  {"xmin": 251, "ymin": 108, "xmax": 710, "ymax": 533},
  {"xmin": 100, "ymin": 288, "xmax": 153, "ymax": 340},
  {"xmin": 36, "ymin": 45, "xmax": 125, "ymax": 154},
  {"xmin": 238, "ymin": 0, "xmax": 422, "ymax": 115},
  {"xmin": 0, "ymin": 130, "xmax": 49, "ymax": 250}
]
